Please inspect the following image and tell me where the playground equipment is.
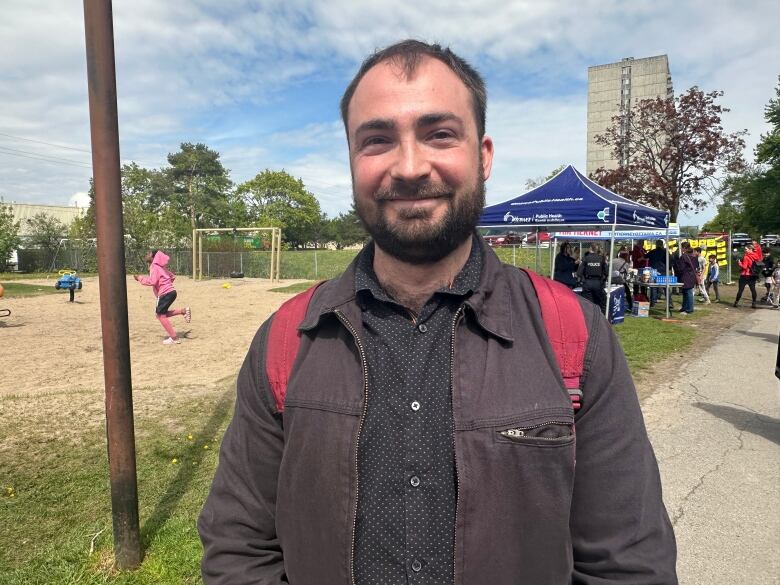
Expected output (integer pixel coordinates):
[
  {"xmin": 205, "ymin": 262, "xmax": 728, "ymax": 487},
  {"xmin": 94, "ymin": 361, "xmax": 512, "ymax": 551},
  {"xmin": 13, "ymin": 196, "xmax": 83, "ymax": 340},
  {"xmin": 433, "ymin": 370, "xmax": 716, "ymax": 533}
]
[{"xmin": 54, "ymin": 269, "xmax": 82, "ymax": 302}]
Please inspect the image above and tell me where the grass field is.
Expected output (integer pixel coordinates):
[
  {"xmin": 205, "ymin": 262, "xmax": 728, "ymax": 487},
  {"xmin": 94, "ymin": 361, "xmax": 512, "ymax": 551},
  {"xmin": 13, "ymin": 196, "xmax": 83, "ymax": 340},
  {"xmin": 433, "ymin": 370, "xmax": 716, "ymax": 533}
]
[
  {"xmin": 1, "ymin": 281, "xmax": 61, "ymax": 298},
  {"xmin": 0, "ymin": 270, "xmax": 750, "ymax": 583}
]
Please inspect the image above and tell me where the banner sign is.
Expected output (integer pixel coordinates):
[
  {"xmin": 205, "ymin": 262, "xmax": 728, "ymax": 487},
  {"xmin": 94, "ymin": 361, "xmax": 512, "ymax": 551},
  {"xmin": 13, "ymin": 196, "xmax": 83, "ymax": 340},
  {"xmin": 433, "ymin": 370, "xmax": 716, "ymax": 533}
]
[
  {"xmin": 643, "ymin": 237, "xmax": 729, "ymax": 267},
  {"xmin": 553, "ymin": 226, "xmax": 680, "ymax": 240}
]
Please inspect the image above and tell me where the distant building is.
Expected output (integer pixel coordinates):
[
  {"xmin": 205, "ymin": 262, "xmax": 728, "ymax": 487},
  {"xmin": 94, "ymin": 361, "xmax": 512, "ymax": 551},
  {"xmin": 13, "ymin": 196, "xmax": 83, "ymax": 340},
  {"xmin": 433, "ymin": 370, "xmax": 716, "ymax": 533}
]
[
  {"xmin": 586, "ymin": 55, "xmax": 673, "ymax": 177},
  {"xmin": 7, "ymin": 202, "xmax": 86, "ymax": 236}
]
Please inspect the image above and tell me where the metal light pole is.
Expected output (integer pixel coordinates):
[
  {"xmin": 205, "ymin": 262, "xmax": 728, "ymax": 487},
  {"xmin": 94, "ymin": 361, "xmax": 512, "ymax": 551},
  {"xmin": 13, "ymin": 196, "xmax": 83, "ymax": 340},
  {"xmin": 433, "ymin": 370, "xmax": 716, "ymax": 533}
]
[{"xmin": 83, "ymin": 0, "xmax": 142, "ymax": 569}]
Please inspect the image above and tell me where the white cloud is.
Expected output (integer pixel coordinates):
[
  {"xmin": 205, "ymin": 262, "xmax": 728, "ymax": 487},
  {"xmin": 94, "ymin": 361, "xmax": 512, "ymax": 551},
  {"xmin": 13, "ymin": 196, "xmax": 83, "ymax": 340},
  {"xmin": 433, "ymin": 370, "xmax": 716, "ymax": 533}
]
[{"xmin": 1, "ymin": 0, "xmax": 776, "ymax": 220}]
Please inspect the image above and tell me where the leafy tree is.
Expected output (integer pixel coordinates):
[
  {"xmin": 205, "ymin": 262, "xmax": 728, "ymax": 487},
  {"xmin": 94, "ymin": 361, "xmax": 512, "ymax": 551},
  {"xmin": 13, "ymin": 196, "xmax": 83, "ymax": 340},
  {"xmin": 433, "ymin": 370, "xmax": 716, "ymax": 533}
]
[
  {"xmin": 0, "ymin": 200, "xmax": 21, "ymax": 270},
  {"xmin": 705, "ymin": 78, "xmax": 780, "ymax": 236},
  {"xmin": 237, "ymin": 170, "xmax": 322, "ymax": 248},
  {"xmin": 591, "ymin": 87, "xmax": 747, "ymax": 221},
  {"xmin": 524, "ymin": 165, "xmax": 566, "ymax": 190},
  {"xmin": 25, "ymin": 212, "xmax": 67, "ymax": 266},
  {"xmin": 324, "ymin": 204, "xmax": 368, "ymax": 249},
  {"xmin": 166, "ymin": 143, "xmax": 233, "ymax": 231}
]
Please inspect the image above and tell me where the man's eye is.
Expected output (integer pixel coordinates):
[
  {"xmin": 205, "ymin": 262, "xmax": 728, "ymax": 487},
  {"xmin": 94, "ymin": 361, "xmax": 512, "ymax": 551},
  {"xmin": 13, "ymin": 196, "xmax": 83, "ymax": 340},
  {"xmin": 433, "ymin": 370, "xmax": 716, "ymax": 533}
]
[
  {"xmin": 362, "ymin": 136, "xmax": 390, "ymax": 148},
  {"xmin": 429, "ymin": 130, "xmax": 455, "ymax": 141}
]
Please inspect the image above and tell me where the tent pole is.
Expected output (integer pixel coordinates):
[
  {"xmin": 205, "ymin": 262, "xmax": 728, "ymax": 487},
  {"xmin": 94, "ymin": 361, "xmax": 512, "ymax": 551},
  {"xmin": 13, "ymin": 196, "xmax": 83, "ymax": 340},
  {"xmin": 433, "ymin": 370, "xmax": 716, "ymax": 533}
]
[
  {"xmin": 551, "ymin": 238, "xmax": 557, "ymax": 278},
  {"xmin": 535, "ymin": 228, "xmax": 540, "ymax": 272},
  {"xmin": 665, "ymin": 226, "xmax": 670, "ymax": 318},
  {"xmin": 605, "ymin": 211, "xmax": 618, "ymax": 320}
]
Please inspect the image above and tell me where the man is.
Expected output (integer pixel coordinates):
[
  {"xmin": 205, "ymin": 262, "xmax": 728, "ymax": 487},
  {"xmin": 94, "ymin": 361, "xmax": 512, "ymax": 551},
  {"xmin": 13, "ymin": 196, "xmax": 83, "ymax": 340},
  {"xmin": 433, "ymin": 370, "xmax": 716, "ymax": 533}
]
[
  {"xmin": 646, "ymin": 239, "xmax": 673, "ymax": 308},
  {"xmin": 576, "ymin": 242, "xmax": 607, "ymax": 311},
  {"xmin": 198, "ymin": 40, "xmax": 677, "ymax": 584}
]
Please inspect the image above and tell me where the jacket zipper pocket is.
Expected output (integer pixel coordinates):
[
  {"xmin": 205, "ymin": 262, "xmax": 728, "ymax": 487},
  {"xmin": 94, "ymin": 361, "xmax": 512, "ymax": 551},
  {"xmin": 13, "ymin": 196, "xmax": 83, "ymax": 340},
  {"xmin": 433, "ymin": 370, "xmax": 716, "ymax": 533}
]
[{"xmin": 498, "ymin": 421, "xmax": 573, "ymax": 442}]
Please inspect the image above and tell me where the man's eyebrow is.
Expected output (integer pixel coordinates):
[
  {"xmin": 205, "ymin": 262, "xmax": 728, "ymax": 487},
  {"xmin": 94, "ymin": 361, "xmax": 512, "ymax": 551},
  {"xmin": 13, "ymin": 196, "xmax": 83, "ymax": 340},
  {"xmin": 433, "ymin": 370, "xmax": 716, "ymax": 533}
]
[
  {"xmin": 353, "ymin": 118, "xmax": 395, "ymax": 135},
  {"xmin": 416, "ymin": 112, "xmax": 463, "ymax": 128}
]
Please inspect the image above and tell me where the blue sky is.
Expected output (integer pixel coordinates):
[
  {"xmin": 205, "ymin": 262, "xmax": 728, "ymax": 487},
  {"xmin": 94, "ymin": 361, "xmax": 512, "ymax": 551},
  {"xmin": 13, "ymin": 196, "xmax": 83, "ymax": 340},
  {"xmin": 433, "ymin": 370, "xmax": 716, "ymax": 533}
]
[{"xmin": 1, "ymin": 0, "xmax": 777, "ymax": 227}]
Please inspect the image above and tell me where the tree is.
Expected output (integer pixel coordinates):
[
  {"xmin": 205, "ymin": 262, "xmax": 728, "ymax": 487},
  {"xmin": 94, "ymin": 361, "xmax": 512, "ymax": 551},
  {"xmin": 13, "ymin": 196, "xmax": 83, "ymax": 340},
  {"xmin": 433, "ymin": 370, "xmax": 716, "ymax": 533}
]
[
  {"xmin": 0, "ymin": 200, "xmax": 21, "ymax": 270},
  {"xmin": 324, "ymin": 204, "xmax": 368, "ymax": 249},
  {"xmin": 705, "ymin": 78, "xmax": 780, "ymax": 236},
  {"xmin": 166, "ymin": 143, "xmax": 233, "ymax": 231},
  {"xmin": 591, "ymin": 87, "xmax": 747, "ymax": 221},
  {"xmin": 237, "ymin": 170, "xmax": 322, "ymax": 248},
  {"xmin": 25, "ymin": 212, "xmax": 67, "ymax": 266},
  {"xmin": 524, "ymin": 165, "xmax": 565, "ymax": 190}
]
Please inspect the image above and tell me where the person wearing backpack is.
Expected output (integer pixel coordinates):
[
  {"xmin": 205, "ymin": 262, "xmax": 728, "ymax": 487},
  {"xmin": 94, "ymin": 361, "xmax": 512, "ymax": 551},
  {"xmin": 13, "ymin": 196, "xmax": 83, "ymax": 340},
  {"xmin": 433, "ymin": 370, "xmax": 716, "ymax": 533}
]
[
  {"xmin": 198, "ymin": 40, "xmax": 677, "ymax": 585},
  {"xmin": 733, "ymin": 242, "xmax": 762, "ymax": 308}
]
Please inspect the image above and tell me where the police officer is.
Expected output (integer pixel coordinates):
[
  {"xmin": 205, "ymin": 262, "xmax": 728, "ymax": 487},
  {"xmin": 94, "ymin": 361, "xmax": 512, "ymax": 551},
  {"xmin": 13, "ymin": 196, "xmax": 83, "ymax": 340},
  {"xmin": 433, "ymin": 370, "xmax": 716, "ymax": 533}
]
[{"xmin": 578, "ymin": 242, "xmax": 607, "ymax": 311}]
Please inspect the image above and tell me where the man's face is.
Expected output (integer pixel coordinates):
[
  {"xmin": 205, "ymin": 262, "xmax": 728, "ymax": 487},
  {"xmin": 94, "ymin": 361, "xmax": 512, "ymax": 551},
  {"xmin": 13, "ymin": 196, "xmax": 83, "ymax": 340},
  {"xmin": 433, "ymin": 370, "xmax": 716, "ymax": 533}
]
[{"xmin": 346, "ymin": 57, "xmax": 493, "ymax": 264}]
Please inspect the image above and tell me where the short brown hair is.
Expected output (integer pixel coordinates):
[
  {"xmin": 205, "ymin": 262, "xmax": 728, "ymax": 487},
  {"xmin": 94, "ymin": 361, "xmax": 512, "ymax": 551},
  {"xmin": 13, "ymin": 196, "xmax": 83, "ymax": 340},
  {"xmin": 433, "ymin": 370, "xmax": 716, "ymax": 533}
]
[{"xmin": 340, "ymin": 39, "xmax": 487, "ymax": 139}]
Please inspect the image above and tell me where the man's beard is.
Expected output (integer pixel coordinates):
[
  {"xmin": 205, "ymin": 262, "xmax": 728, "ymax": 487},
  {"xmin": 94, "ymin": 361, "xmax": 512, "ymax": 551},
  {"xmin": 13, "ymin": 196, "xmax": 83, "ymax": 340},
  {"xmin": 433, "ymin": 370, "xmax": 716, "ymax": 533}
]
[{"xmin": 354, "ymin": 175, "xmax": 485, "ymax": 265}]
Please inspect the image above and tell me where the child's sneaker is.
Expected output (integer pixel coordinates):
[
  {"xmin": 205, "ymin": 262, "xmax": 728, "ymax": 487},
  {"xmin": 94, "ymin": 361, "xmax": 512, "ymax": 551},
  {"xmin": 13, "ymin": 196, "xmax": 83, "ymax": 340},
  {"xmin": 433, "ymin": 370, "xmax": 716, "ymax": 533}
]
[
  {"xmin": 184, "ymin": 307, "xmax": 192, "ymax": 323},
  {"xmin": 163, "ymin": 337, "xmax": 181, "ymax": 345}
]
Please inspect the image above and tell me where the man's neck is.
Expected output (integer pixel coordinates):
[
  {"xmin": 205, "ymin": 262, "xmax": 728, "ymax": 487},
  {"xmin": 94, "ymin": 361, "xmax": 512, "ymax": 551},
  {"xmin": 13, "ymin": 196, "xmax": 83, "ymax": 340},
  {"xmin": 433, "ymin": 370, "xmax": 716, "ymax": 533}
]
[{"xmin": 373, "ymin": 236, "xmax": 474, "ymax": 315}]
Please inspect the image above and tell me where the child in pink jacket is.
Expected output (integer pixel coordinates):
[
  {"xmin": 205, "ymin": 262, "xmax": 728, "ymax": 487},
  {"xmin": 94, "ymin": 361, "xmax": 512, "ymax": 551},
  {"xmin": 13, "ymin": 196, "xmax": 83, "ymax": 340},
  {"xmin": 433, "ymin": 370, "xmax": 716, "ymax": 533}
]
[{"xmin": 134, "ymin": 250, "xmax": 191, "ymax": 344}]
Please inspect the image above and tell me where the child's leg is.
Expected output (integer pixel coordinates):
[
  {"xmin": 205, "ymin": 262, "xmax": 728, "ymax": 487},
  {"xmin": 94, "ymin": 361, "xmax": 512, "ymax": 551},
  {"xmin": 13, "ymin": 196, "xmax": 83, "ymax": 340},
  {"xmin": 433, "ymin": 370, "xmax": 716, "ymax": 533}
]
[
  {"xmin": 156, "ymin": 313, "xmax": 177, "ymax": 339},
  {"xmin": 712, "ymin": 281, "xmax": 720, "ymax": 301},
  {"xmin": 164, "ymin": 309, "xmax": 185, "ymax": 317}
]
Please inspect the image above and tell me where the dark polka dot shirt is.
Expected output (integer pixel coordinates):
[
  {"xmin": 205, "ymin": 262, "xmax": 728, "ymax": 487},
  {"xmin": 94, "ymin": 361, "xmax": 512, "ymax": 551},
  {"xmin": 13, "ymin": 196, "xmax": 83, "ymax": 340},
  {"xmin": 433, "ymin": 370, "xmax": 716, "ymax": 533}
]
[{"xmin": 353, "ymin": 238, "xmax": 482, "ymax": 585}]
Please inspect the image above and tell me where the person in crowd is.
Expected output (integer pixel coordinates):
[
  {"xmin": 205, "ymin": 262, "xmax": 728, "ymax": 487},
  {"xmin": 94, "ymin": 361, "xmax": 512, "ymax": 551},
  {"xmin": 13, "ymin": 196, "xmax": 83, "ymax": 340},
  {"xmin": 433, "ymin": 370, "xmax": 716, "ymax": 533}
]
[
  {"xmin": 733, "ymin": 242, "xmax": 763, "ymax": 308},
  {"xmin": 646, "ymin": 239, "xmax": 673, "ymax": 308},
  {"xmin": 198, "ymin": 39, "xmax": 677, "ymax": 585},
  {"xmin": 134, "ymin": 249, "xmax": 191, "ymax": 344},
  {"xmin": 612, "ymin": 249, "xmax": 633, "ymax": 311},
  {"xmin": 770, "ymin": 263, "xmax": 780, "ymax": 309},
  {"xmin": 705, "ymin": 254, "xmax": 721, "ymax": 303},
  {"xmin": 553, "ymin": 241, "xmax": 578, "ymax": 288},
  {"xmin": 577, "ymin": 242, "xmax": 608, "ymax": 311},
  {"xmin": 760, "ymin": 250, "xmax": 775, "ymax": 303},
  {"xmin": 693, "ymin": 247, "xmax": 711, "ymax": 304},
  {"xmin": 676, "ymin": 242, "xmax": 698, "ymax": 315}
]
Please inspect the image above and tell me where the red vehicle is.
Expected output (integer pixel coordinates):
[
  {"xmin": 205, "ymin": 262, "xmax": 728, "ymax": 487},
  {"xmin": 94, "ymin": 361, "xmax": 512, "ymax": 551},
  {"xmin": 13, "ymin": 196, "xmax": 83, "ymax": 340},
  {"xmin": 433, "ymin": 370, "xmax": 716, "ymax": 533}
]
[
  {"xmin": 483, "ymin": 231, "xmax": 525, "ymax": 247},
  {"xmin": 524, "ymin": 232, "xmax": 551, "ymax": 244}
]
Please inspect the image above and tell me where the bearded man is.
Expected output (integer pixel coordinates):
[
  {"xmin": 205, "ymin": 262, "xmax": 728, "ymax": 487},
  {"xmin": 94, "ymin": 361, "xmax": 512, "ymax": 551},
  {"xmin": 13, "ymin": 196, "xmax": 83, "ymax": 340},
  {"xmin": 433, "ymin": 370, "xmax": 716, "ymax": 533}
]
[{"xmin": 199, "ymin": 40, "xmax": 677, "ymax": 585}]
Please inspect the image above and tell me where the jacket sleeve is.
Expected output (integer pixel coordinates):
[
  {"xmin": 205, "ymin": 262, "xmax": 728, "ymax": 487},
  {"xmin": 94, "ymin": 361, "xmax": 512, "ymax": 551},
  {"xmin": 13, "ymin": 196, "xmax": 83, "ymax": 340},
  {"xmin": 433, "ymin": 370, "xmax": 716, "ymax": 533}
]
[
  {"xmin": 198, "ymin": 319, "xmax": 289, "ymax": 585},
  {"xmin": 570, "ymin": 303, "xmax": 678, "ymax": 584},
  {"xmin": 136, "ymin": 266, "xmax": 158, "ymax": 287}
]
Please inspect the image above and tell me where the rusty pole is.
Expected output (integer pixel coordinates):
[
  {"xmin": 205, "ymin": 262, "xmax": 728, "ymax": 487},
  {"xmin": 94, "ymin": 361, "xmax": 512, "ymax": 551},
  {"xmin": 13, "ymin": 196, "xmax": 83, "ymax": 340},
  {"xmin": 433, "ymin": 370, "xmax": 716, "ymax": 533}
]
[{"xmin": 83, "ymin": 0, "xmax": 142, "ymax": 569}]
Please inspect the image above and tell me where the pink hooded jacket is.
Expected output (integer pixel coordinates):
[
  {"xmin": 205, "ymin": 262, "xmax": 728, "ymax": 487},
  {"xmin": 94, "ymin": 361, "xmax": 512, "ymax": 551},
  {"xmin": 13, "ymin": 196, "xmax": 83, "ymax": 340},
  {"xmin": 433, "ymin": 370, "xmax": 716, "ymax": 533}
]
[{"xmin": 137, "ymin": 250, "xmax": 176, "ymax": 297}]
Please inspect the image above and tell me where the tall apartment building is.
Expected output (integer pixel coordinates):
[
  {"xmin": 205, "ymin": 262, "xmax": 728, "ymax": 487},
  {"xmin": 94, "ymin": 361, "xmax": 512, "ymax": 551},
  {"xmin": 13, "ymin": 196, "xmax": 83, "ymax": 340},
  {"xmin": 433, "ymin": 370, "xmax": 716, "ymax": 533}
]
[{"xmin": 586, "ymin": 55, "xmax": 673, "ymax": 177}]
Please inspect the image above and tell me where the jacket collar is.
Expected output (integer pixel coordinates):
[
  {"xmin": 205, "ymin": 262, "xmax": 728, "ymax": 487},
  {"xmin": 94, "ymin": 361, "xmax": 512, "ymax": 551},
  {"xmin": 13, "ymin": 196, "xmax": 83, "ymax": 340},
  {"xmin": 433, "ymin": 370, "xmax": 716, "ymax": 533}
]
[{"xmin": 299, "ymin": 235, "xmax": 515, "ymax": 343}]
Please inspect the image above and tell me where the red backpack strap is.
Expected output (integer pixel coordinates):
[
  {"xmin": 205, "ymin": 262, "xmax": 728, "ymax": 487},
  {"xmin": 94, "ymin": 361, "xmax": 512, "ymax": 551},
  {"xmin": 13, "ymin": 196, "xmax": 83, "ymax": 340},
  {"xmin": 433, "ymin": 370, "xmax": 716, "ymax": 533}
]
[
  {"xmin": 265, "ymin": 282, "xmax": 324, "ymax": 413},
  {"xmin": 520, "ymin": 269, "xmax": 589, "ymax": 412}
]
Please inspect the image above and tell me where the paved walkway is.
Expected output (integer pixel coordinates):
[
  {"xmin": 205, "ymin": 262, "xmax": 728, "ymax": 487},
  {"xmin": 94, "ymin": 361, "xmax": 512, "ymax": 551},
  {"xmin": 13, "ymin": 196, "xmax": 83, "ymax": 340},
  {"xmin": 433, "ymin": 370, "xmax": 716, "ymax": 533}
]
[{"xmin": 642, "ymin": 307, "xmax": 780, "ymax": 584}]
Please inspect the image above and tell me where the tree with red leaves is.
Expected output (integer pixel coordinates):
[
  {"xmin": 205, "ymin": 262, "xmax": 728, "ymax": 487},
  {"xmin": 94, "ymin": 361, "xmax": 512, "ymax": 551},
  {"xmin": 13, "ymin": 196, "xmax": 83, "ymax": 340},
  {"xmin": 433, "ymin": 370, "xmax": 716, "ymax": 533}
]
[{"xmin": 591, "ymin": 87, "xmax": 746, "ymax": 221}]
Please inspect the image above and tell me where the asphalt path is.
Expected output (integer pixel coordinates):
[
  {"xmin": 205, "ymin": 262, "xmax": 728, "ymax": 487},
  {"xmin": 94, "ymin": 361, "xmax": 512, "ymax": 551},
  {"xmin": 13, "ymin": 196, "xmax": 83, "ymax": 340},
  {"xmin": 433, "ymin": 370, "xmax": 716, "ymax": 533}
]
[{"xmin": 642, "ymin": 306, "xmax": 780, "ymax": 584}]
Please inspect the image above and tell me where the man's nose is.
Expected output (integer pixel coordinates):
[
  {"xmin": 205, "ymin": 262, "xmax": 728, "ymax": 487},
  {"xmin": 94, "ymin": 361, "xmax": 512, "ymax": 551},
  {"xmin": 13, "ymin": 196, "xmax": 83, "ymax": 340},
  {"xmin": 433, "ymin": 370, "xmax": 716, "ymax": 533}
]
[{"xmin": 389, "ymin": 139, "xmax": 432, "ymax": 184}]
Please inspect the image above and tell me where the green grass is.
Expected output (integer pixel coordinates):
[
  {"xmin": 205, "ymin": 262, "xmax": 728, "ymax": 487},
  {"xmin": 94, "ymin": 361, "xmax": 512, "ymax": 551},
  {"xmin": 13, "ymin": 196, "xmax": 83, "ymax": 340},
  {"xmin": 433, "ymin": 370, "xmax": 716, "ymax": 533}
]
[
  {"xmin": 269, "ymin": 281, "xmax": 318, "ymax": 294},
  {"xmin": 1, "ymin": 281, "xmax": 61, "ymax": 297},
  {"xmin": 615, "ymin": 312, "xmax": 697, "ymax": 374},
  {"xmin": 0, "ymin": 272, "xmax": 96, "ymax": 281},
  {"xmin": 0, "ymin": 384, "xmax": 236, "ymax": 584}
]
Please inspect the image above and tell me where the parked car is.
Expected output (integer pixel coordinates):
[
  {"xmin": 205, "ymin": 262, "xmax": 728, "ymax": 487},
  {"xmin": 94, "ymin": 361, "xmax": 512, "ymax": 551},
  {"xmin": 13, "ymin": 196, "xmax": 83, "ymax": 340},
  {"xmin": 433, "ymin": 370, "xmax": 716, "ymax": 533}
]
[
  {"xmin": 483, "ymin": 231, "xmax": 525, "ymax": 247},
  {"xmin": 730, "ymin": 233, "xmax": 752, "ymax": 247},
  {"xmin": 524, "ymin": 232, "xmax": 551, "ymax": 244},
  {"xmin": 760, "ymin": 234, "xmax": 780, "ymax": 246}
]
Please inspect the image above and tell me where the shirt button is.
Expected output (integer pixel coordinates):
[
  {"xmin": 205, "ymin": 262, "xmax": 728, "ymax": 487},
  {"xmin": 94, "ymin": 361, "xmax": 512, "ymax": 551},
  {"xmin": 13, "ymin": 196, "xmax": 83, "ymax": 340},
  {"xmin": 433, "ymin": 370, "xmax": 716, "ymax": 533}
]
[
  {"xmin": 410, "ymin": 475, "xmax": 421, "ymax": 487},
  {"xmin": 411, "ymin": 559, "xmax": 422, "ymax": 572},
  {"xmin": 417, "ymin": 323, "xmax": 428, "ymax": 333},
  {"xmin": 411, "ymin": 401, "xmax": 421, "ymax": 411}
]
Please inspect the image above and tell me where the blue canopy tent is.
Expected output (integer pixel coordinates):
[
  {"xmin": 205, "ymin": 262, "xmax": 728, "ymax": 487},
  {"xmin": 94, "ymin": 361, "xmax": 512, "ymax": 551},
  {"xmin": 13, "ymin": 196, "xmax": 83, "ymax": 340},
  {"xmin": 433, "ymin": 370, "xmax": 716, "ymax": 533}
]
[
  {"xmin": 479, "ymin": 165, "xmax": 669, "ymax": 229},
  {"xmin": 479, "ymin": 165, "xmax": 672, "ymax": 318}
]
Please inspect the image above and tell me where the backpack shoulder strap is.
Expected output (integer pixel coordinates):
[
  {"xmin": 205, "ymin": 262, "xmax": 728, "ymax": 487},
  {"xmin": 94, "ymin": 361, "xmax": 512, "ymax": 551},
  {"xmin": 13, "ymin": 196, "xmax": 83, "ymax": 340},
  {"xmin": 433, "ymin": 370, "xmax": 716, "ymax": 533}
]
[
  {"xmin": 265, "ymin": 282, "xmax": 325, "ymax": 413},
  {"xmin": 520, "ymin": 269, "xmax": 589, "ymax": 412}
]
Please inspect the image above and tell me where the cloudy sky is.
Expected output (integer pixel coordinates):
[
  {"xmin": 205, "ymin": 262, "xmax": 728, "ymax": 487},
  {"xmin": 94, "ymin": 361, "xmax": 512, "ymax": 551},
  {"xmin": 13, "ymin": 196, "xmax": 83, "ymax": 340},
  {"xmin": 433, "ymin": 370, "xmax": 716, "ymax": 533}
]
[{"xmin": 1, "ymin": 0, "xmax": 776, "ymax": 226}]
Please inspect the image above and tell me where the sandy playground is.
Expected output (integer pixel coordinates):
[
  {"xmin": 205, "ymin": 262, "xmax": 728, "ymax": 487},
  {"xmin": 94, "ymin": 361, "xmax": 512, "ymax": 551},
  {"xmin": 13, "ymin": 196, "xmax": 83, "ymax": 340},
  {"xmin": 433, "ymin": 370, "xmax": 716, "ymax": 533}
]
[{"xmin": 0, "ymin": 276, "xmax": 300, "ymax": 398}]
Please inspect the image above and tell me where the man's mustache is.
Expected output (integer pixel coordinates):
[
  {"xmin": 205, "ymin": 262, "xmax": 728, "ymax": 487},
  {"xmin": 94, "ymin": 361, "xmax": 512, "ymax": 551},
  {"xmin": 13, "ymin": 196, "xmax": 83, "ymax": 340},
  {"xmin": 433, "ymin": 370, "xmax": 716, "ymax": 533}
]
[{"xmin": 374, "ymin": 182, "xmax": 454, "ymax": 202}]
